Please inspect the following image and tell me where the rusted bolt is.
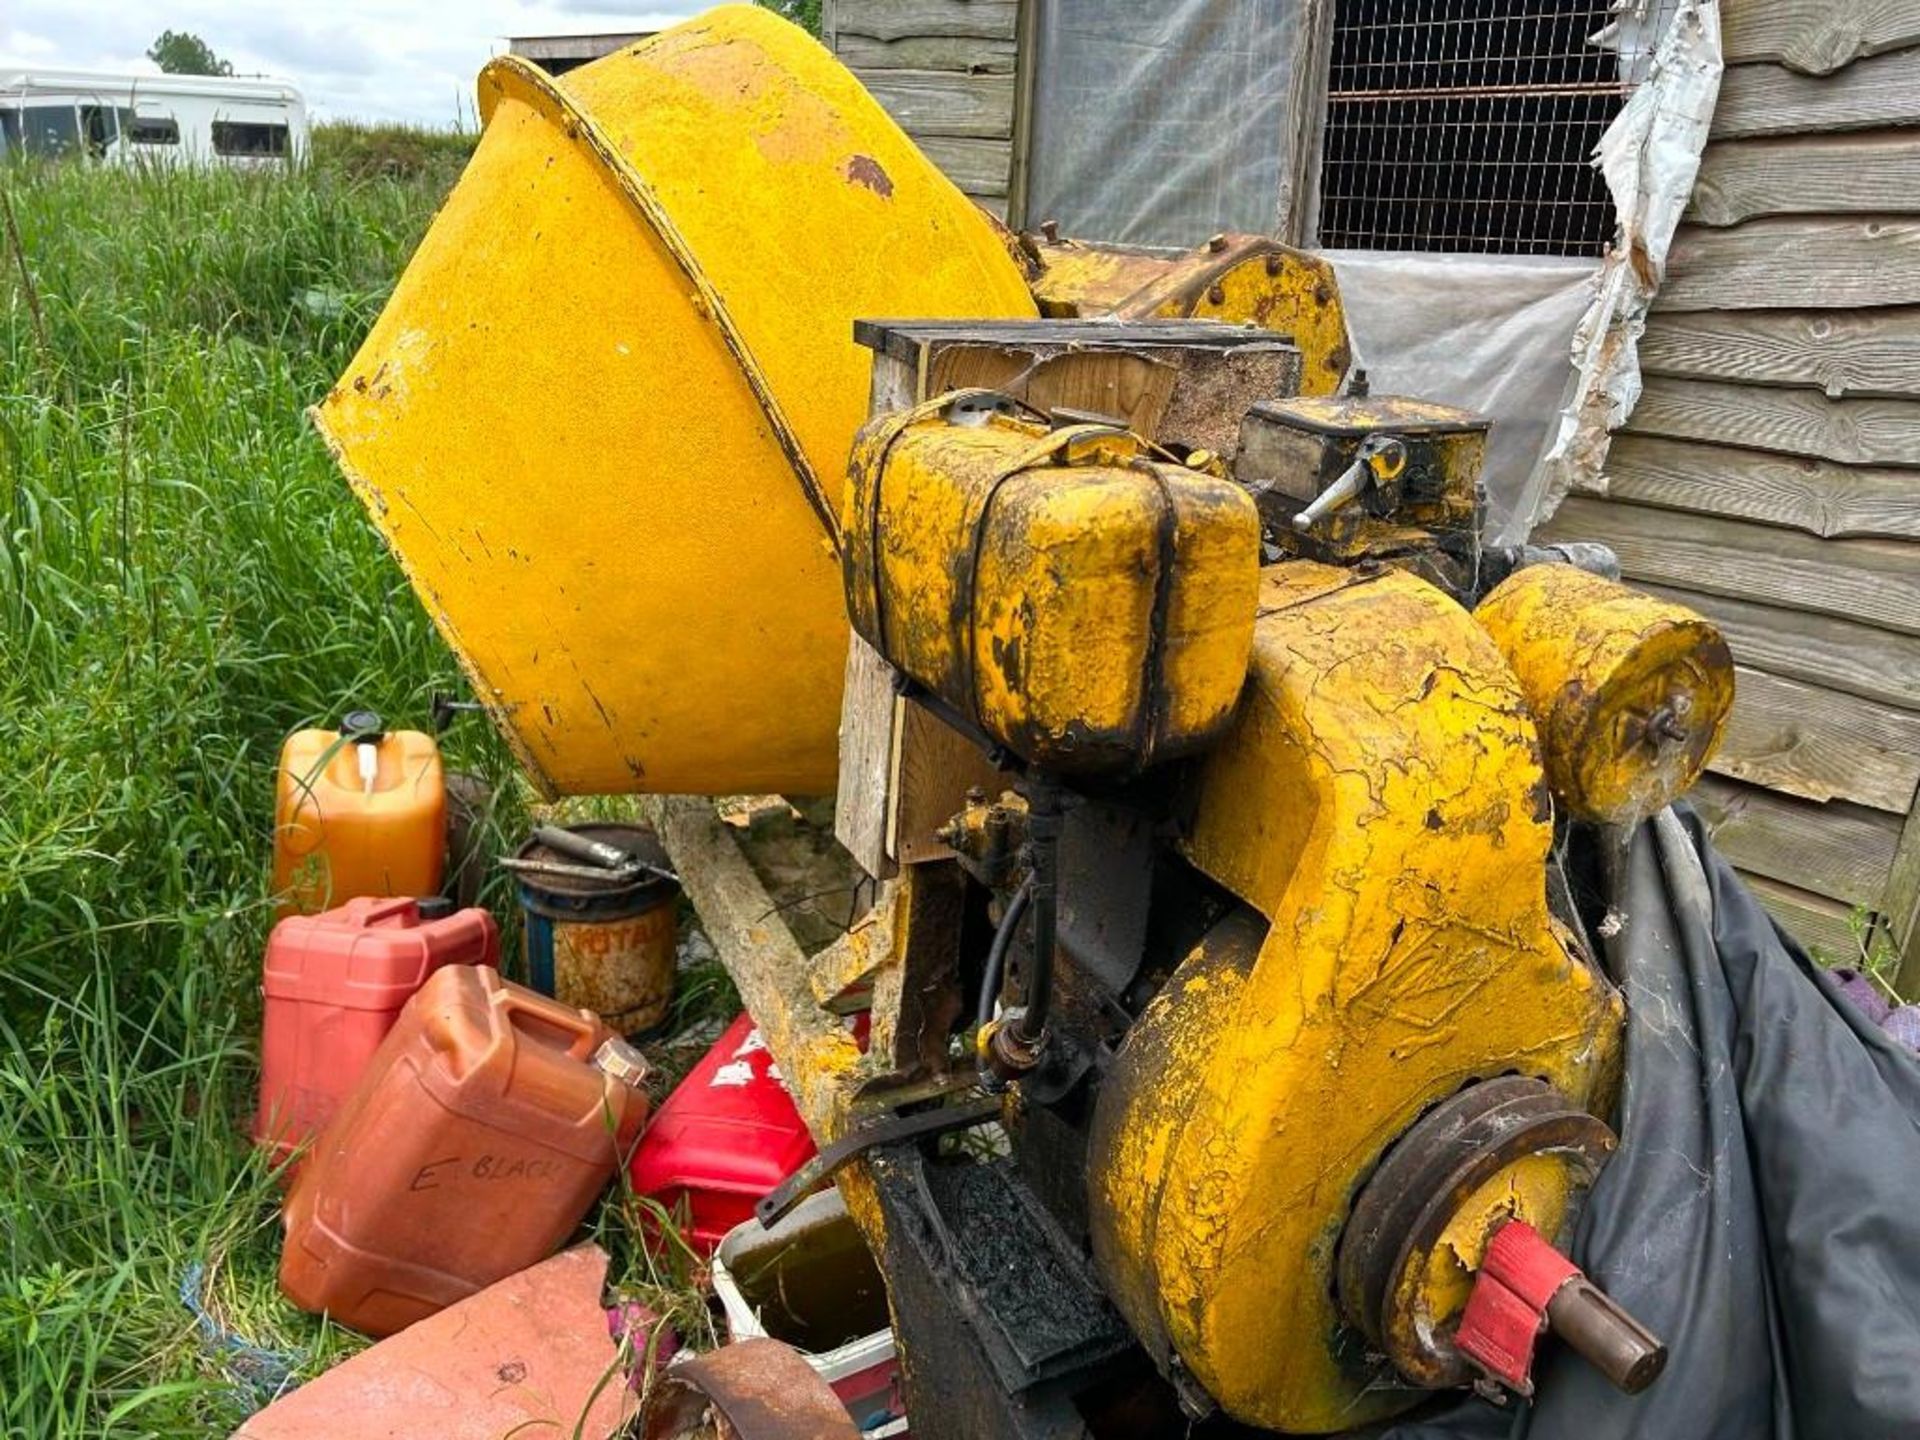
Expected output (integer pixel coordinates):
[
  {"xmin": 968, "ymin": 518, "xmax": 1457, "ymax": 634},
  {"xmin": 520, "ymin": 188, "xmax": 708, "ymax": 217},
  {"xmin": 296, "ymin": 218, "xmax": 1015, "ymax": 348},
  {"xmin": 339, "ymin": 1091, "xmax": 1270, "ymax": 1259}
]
[
  {"xmin": 1207, "ymin": 233, "xmax": 1229, "ymax": 253},
  {"xmin": 1265, "ymin": 253, "xmax": 1284, "ymax": 277},
  {"xmin": 1207, "ymin": 283, "xmax": 1226, "ymax": 305},
  {"xmin": 1355, "ymin": 558, "xmax": 1387, "ymax": 578},
  {"xmin": 1040, "ymin": 219, "xmax": 1060, "ymax": 242}
]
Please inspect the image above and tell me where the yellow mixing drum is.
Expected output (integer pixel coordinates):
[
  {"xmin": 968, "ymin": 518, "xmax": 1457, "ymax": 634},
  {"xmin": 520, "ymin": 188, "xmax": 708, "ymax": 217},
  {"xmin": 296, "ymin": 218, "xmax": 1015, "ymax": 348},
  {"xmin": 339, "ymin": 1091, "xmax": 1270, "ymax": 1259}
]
[{"xmin": 312, "ymin": 5, "xmax": 1036, "ymax": 797}]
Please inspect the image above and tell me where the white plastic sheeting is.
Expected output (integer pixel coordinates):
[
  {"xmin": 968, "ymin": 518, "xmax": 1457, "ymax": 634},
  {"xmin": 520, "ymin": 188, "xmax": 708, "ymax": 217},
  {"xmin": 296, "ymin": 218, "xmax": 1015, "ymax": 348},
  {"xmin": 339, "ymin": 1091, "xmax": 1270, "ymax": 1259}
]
[
  {"xmin": 1325, "ymin": 251, "xmax": 1600, "ymax": 543},
  {"xmin": 1516, "ymin": 0, "xmax": 1723, "ymax": 538},
  {"xmin": 1017, "ymin": 0, "xmax": 1719, "ymax": 540},
  {"xmin": 1023, "ymin": 0, "xmax": 1303, "ymax": 249}
]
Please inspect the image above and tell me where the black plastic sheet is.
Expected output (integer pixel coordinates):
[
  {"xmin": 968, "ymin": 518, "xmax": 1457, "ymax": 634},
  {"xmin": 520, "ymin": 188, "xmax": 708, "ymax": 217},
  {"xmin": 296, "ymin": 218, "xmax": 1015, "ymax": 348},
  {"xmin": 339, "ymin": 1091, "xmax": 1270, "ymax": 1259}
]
[{"xmin": 1374, "ymin": 808, "xmax": 1920, "ymax": 1440}]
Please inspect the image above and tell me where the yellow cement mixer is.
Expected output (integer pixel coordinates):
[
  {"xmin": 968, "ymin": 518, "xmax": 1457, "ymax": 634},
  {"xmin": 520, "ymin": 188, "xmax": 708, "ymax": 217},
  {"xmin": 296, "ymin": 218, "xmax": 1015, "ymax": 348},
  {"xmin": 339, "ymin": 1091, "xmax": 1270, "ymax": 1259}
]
[{"xmin": 318, "ymin": 9, "xmax": 1732, "ymax": 1437}]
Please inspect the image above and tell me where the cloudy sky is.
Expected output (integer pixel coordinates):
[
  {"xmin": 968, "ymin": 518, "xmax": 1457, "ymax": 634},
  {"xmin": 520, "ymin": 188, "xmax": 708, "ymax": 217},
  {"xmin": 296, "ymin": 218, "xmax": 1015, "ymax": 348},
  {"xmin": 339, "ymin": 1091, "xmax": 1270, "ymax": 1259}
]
[{"xmin": 1, "ymin": 0, "xmax": 713, "ymax": 126}]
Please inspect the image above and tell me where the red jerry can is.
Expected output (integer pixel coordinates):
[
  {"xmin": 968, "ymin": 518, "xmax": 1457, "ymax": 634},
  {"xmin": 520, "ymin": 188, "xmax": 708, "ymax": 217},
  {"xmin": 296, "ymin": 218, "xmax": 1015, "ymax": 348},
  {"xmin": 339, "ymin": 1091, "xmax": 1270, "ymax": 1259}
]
[{"xmin": 254, "ymin": 896, "xmax": 499, "ymax": 1169}]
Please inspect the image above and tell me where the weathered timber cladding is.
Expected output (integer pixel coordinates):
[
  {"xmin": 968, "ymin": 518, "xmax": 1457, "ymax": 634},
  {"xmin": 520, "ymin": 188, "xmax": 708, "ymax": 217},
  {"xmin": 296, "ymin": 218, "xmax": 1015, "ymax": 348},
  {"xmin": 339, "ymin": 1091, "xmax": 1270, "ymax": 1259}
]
[
  {"xmin": 1688, "ymin": 132, "xmax": 1920, "ymax": 224},
  {"xmin": 1605, "ymin": 434, "xmax": 1920, "ymax": 540},
  {"xmin": 827, "ymin": 0, "xmax": 1018, "ymax": 205},
  {"xmin": 1638, "ymin": 308, "xmax": 1920, "ymax": 400},
  {"xmin": 1663, "ymin": 217, "xmax": 1920, "ymax": 311},
  {"xmin": 1714, "ymin": 47, "xmax": 1920, "ymax": 137},
  {"xmin": 1623, "ymin": 375, "xmax": 1920, "ymax": 470},
  {"xmin": 1723, "ymin": 1, "xmax": 1920, "ymax": 74},
  {"xmin": 1554, "ymin": 14, "xmax": 1920, "ymax": 978}
]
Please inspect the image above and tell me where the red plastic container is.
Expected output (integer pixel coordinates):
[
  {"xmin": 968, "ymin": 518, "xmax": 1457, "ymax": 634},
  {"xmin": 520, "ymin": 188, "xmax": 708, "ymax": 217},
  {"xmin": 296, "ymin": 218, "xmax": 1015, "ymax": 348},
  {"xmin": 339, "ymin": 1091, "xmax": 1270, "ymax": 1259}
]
[
  {"xmin": 628, "ymin": 1012, "xmax": 820, "ymax": 1255},
  {"xmin": 254, "ymin": 896, "xmax": 499, "ymax": 1167}
]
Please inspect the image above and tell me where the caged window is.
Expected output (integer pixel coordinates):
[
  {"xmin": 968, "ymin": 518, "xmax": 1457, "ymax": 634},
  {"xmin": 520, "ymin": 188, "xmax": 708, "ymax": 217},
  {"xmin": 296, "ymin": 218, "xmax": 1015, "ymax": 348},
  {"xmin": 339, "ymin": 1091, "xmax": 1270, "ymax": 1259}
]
[
  {"xmin": 211, "ymin": 120, "xmax": 290, "ymax": 157},
  {"xmin": 1316, "ymin": 0, "xmax": 1628, "ymax": 257}
]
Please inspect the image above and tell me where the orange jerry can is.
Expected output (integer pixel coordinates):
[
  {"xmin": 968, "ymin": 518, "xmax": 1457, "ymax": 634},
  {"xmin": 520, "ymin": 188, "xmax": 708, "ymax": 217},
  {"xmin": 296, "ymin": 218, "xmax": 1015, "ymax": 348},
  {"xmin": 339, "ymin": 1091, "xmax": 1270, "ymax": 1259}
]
[
  {"xmin": 279, "ymin": 965, "xmax": 649, "ymax": 1336},
  {"xmin": 272, "ymin": 710, "xmax": 447, "ymax": 916}
]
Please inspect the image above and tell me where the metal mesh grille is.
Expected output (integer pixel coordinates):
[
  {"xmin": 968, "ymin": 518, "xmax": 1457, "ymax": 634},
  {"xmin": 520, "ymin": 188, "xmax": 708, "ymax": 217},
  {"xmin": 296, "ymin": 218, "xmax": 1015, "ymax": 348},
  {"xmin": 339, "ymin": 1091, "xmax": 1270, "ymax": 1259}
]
[{"xmin": 1317, "ymin": 0, "xmax": 1626, "ymax": 256}]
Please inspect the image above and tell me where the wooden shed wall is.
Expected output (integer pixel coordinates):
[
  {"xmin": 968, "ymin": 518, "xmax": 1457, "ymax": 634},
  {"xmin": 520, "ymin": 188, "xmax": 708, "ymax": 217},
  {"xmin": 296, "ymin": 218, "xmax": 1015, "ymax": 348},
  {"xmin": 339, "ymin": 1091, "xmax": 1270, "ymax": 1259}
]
[
  {"xmin": 1540, "ymin": 0, "xmax": 1920, "ymax": 982},
  {"xmin": 824, "ymin": 0, "xmax": 1025, "ymax": 220}
]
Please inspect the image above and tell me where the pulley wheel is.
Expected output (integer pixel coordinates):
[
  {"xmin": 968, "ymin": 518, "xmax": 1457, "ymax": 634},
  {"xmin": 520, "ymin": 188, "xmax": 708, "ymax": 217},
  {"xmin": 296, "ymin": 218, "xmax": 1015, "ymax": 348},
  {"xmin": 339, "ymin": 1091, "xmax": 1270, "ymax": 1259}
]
[{"xmin": 1336, "ymin": 1076, "xmax": 1616, "ymax": 1388}]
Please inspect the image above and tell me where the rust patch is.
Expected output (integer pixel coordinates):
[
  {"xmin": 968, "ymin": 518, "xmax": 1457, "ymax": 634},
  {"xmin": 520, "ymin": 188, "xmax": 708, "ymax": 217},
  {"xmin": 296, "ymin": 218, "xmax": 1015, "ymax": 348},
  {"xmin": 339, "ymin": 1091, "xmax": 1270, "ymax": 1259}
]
[{"xmin": 844, "ymin": 153, "xmax": 894, "ymax": 197}]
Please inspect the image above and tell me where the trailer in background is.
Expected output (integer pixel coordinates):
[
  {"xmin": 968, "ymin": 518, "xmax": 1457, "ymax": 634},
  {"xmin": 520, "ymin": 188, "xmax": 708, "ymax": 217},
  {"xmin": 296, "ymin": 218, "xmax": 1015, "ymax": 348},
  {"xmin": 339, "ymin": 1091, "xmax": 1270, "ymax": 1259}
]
[{"xmin": 0, "ymin": 69, "xmax": 306, "ymax": 168}]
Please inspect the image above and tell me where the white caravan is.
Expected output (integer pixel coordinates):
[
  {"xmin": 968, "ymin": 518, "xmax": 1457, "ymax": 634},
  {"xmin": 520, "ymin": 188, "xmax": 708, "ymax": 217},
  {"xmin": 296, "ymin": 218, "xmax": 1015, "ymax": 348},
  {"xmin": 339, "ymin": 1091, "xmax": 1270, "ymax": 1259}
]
[{"xmin": 0, "ymin": 69, "xmax": 307, "ymax": 168}]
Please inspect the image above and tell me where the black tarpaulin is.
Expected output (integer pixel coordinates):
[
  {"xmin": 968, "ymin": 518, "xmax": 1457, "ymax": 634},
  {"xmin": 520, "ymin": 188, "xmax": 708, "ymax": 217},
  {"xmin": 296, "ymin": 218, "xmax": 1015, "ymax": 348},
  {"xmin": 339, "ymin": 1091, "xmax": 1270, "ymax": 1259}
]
[{"xmin": 1372, "ymin": 808, "xmax": 1920, "ymax": 1440}]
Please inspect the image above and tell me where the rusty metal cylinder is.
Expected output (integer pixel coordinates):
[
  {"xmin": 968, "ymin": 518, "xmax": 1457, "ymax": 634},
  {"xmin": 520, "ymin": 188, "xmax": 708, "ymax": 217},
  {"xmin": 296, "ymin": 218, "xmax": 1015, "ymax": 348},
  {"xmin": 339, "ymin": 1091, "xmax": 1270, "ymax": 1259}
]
[
  {"xmin": 516, "ymin": 823, "xmax": 680, "ymax": 1036},
  {"xmin": 1475, "ymin": 563, "xmax": 1734, "ymax": 825},
  {"xmin": 1546, "ymin": 1278, "xmax": 1670, "ymax": 1395}
]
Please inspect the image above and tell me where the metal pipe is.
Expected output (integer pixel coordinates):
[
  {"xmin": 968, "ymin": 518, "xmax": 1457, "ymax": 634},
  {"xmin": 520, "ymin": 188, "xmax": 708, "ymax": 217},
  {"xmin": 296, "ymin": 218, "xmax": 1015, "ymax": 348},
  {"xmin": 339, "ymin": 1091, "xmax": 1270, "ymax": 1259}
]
[
  {"xmin": 1011, "ymin": 779, "xmax": 1063, "ymax": 1052},
  {"xmin": 975, "ymin": 878, "xmax": 1034, "ymax": 1039},
  {"xmin": 1546, "ymin": 1278, "xmax": 1669, "ymax": 1395}
]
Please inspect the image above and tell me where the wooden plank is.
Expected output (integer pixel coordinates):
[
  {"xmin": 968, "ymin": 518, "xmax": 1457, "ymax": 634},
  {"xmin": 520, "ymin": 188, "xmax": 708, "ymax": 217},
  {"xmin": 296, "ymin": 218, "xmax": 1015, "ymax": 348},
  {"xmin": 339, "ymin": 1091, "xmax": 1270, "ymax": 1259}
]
[
  {"xmin": 832, "ymin": 0, "xmax": 1018, "ymax": 43},
  {"xmin": 1637, "ymin": 583, "xmax": 1920, "ymax": 713},
  {"xmin": 860, "ymin": 69, "xmax": 1016, "ymax": 139},
  {"xmin": 1713, "ymin": 665, "xmax": 1920, "ymax": 812},
  {"xmin": 1723, "ymin": 0, "xmax": 1920, "ymax": 74},
  {"xmin": 889, "ymin": 700, "xmax": 1006, "ymax": 865},
  {"xmin": 1688, "ymin": 132, "xmax": 1920, "ymax": 226},
  {"xmin": 1005, "ymin": 0, "xmax": 1038, "ymax": 229},
  {"xmin": 1688, "ymin": 774, "xmax": 1902, "ymax": 908},
  {"xmin": 1713, "ymin": 50, "xmax": 1920, "ymax": 139},
  {"xmin": 835, "ymin": 633, "xmax": 903, "ymax": 881},
  {"xmin": 640, "ymin": 796, "xmax": 861, "ymax": 1140},
  {"xmin": 1660, "ymin": 218, "xmax": 1920, "ymax": 312},
  {"xmin": 836, "ymin": 32, "xmax": 1017, "ymax": 72},
  {"xmin": 1890, "ymin": 801, "xmax": 1920, "ymax": 993},
  {"xmin": 1604, "ymin": 434, "xmax": 1920, "ymax": 541},
  {"xmin": 1624, "ymin": 374, "xmax": 1920, "ymax": 469},
  {"xmin": 1745, "ymin": 873, "xmax": 1871, "ymax": 962},
  {"xmin": 915, "ymin": 134, "xmax": 1011, "ymax": 195},
  {"xmin": 1639, "ymin": 308, "xmax": 1920, "ymax": 401},
  {"xmin": 1543, "ymin": 497, "xmax": 1920, "ymax": 638}
]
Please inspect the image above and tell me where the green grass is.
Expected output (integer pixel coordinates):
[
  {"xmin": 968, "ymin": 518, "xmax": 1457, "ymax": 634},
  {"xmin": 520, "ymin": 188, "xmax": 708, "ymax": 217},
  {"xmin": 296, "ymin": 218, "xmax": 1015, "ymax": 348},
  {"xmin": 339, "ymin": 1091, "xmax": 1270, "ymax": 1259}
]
[{"xmin": 0, "ymin": 150, "xmax": 546, "ymax": 1434}]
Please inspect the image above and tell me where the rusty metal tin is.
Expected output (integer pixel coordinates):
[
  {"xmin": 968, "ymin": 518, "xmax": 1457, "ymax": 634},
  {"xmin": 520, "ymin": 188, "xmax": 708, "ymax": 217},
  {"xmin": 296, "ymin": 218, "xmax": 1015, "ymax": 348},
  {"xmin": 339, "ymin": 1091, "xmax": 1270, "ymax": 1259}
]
[{"xmin": 515, "ymin": 822, "xmax": 679, "ymax": 1037}]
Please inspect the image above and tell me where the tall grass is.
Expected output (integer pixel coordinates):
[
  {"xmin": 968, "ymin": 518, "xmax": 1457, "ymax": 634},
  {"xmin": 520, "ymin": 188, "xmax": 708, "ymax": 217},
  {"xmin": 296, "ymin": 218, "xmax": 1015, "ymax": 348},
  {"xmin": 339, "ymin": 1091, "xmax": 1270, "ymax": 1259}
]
[{"xmin": 0, "ymin": 151, "xmax": 531, "ymax": 1434}]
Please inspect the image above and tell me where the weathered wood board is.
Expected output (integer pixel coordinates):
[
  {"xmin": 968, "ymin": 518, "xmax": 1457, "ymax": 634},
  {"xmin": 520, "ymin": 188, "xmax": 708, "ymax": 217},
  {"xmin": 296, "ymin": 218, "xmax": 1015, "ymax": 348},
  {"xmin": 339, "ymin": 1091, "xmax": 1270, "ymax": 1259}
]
[
  {"xmin": 1603, "ymin": 434, "xmax": 1920, "ymax": 541},
  {"xmin": 1713, "ymin": 49, "xmax": 1920, "ymax": 138},
  {"xmin": 1722, "ymin": 1, "xmax": 1920, "ymax": 75},
  {"xmin": 1623, "ymin": 375, "xmax": 1920, "ymax": 470},
  {"xmin": 1744, "ymin": 873, "xmax": 1871, "ymax": 961},
  {"xmin": 1544, "ymin": 497, "xmax": 1920, "ymax": 638},
  {"xmin": 1713, "ymin": 666, "xmax": 1920, "ymax": 813},
  {"xmin": 1639, "ymin": 308, "xmax": 1920, "ymax": 402},
  {"xmin": 1636, "ymin": 583, "xmax": 1920, "ymax": 714},
  {"xmin": 916, "ymin": 135, "xmax": 1013, "ymax": 195},
  {"xmin": 1688, "ymin": 132, "xmax": 1920, "ymax": 225},
  {"xmin": 1662, "ymin": 218, "xmax": 1920, "ymax": 311},
  {"xmin": 859, "ymin": 70, "xmax": 1015, "ymax": 139},
  {"xmin": 835, "ymin": 32, "xmax": 1017, "ymax": 73},
  {"xmin": 832, "ymin": 0, "xmax": 1018, "ymax": 43},
  {"xmin": 1688, "ymin": 774, "xmax": 1902, "ymax": 909}
]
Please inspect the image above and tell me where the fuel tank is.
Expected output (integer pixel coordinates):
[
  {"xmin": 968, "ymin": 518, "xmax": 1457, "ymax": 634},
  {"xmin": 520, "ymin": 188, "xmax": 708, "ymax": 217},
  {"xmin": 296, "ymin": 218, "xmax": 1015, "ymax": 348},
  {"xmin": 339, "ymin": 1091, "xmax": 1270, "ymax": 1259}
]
[{"xmin": 312, "ymin": 6, "xmax": 1037, "ymax": 796}]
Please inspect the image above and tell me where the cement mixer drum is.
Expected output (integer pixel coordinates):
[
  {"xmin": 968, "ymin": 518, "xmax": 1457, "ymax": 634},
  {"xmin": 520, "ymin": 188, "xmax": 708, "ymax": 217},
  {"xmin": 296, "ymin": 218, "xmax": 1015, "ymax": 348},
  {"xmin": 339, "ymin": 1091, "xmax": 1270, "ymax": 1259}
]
[{"xmin": 313, "ymin": 4, "xmax": 1037, "ymax": 796}]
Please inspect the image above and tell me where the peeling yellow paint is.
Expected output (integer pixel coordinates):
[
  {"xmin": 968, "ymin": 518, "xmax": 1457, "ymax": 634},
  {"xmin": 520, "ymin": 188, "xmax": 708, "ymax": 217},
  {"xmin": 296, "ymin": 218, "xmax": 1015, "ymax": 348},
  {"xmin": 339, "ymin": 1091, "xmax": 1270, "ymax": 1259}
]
[
  {"xmin": 841, "ymin": 405, "xmax": 1260, "ymax": 774},
  {"xmin": 1476, "ymin": 565, "xmax": 1735, "ymax": 825},
  {"xmin": 1088, "ymin": 562, "xmax": 1622, "ymax": 1433},
  {"xmin": 1029, "ymin": 233, "xmax": 1353, "ymax": 396}
]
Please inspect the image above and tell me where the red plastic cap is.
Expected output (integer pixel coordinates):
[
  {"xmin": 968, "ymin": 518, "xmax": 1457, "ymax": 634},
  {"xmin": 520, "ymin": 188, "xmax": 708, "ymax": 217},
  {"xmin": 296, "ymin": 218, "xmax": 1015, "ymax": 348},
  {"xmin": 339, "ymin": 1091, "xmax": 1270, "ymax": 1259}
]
[{"xmin": 1453, "ymin": 1220, "xmax": 1580, "ymax": 1396}]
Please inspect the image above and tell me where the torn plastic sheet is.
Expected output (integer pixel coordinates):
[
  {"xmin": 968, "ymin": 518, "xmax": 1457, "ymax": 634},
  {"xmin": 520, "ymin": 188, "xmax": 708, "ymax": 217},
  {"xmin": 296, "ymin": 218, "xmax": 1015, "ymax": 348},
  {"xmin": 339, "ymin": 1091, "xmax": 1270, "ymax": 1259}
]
[
  {"xmin": 1362, "ymin": 808, "xmax": 1920, "ymax": 1439},
  {"xmin": 1510, "ymin": 0, "xmax": 1723, "ymax": 540},
  {"xmin": 1325, "ymin": 251, "xmax": 1598, "ymax": 544}
]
